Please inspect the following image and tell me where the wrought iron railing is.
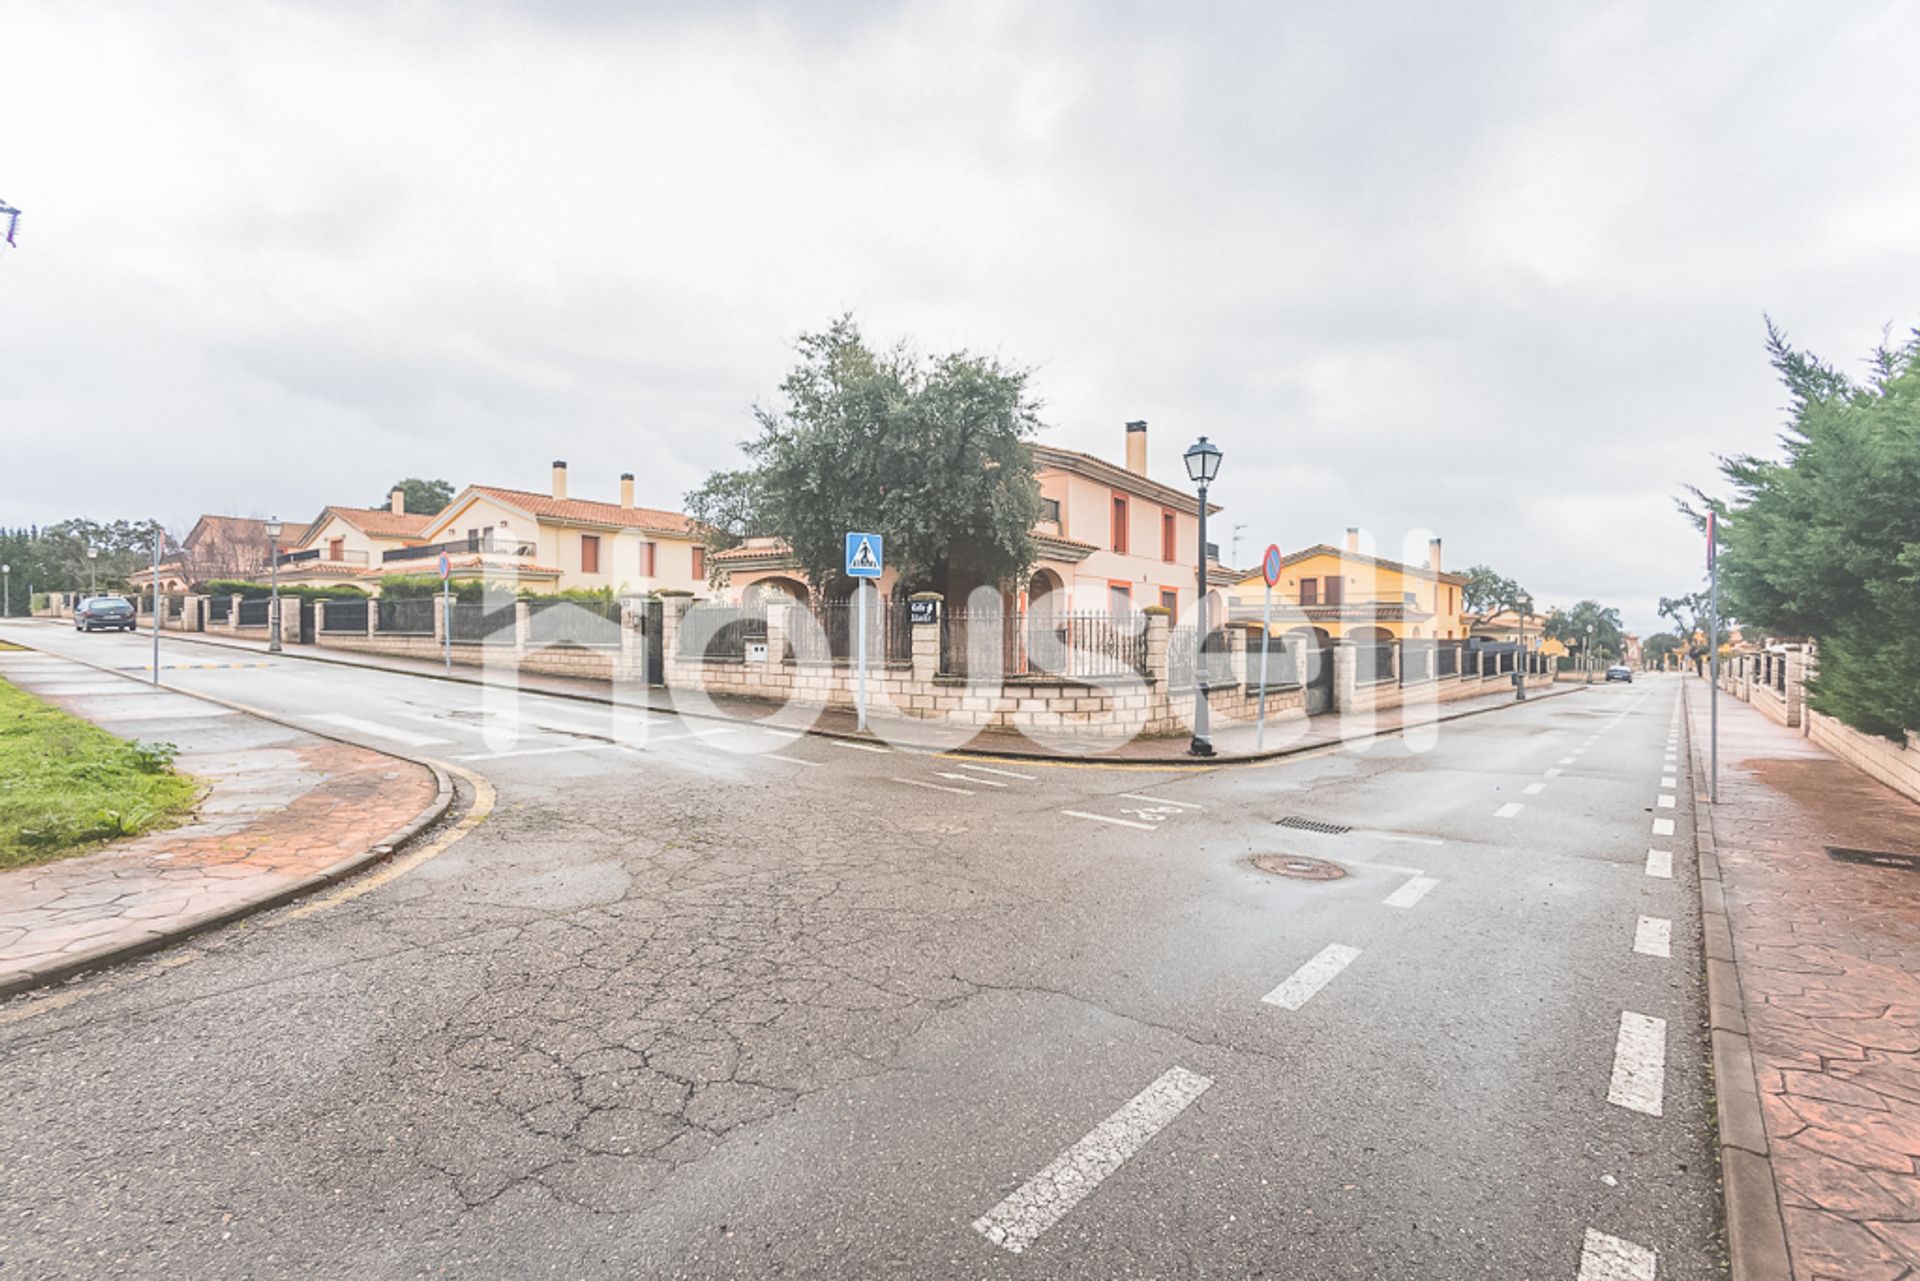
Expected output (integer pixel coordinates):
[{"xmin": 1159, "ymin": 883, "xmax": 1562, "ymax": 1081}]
[
  {"xmin": 941, "ymin": 608, "xmax": 1148, "ymax": 680},
  {"xmin": 1354, "ymin": 642, "xmax": 1396, "ymax": 685},
  {"xmin": 447, "ymin": 602, "xmax": 516, "ymax": 644},
  {"xmin": 237, "ymin": 599, "xmax": 270, "ymax": 627},
  {"xmin": 378, "ymin": 598, "xmax": 435, "ymax": 636},
  {"xmin": 322, "ymin": 599, "xmax": 370, "ymax": 632},
  {"xmin": 1167, "ymin": 626, "xmax": 1233, "ymax": 690},
  {"xmin": 527, "ymin": 599, "xmax": 620, "ymax": 648},
  {"xmin": 677, "ymin": 602, "xmax": 767, "ymax": 661},
  {"xmin": 382, "ymin": 537, "xmax": 536, "ymax": 564}
]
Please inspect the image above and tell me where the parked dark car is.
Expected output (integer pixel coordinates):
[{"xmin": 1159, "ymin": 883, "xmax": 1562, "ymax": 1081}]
[
  {"xmin": 75, "ymin": 596, "xmax": 137, "ymax": 632},
  {"xmin": 1605, "ymin": 664, "xmax": 1634, "ymax": 683}
]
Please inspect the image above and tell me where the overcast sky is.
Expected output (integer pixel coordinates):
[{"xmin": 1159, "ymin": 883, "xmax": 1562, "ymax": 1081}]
[{"xmin": 4, "ymin": 1, "xmax": 1917, "ymax": 632}]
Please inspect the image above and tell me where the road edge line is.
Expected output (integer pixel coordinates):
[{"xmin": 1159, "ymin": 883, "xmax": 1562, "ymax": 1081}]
[
  {"xmin": 1682, "ymin": 677, "xmax": 1793, "ymax": 1281},
  {"xmin": 0, "ymin": 641, "xmax": 462, "ymax": 999}
]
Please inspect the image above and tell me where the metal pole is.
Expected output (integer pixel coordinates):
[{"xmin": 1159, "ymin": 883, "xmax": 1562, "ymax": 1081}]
[
  {"xmin": 1516, "ymin": 604, "xmax": 1528, "ymax": 701},
  {"xmin": 1256, "ymin": 581, "xmax": 1272, "ymax": 751},
  {"xmin": 443, "ymin": 577, "xmax": 452, "ymax": 675},
  {"xmin": 1709, "ymin": 553, "xmax": 1720, "ymax": 804},
  {"xmin": 1190, "ymin": 482, "xmax": 1213, "ymax": 756},
  {"xmin": 150, "ymin": 528, "xmax": 161, "ymax": 685},
  {"xmin": 268, "ymin": 544, "xmax": 282, "ymax": 654},
  {"xmin": 856, "ymin": 581, "xmax": 869, "ymax": 732}
]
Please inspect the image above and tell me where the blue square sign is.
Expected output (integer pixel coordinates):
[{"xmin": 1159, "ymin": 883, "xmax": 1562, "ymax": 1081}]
[{"xmin": 844, "ymin": 532, "xmax": 884, "ymax": 579}]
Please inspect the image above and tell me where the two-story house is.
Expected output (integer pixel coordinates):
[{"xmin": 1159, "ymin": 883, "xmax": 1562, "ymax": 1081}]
[
  {"xmin": 1231, "ymin": 530, "xmax": 1470, "ymax": 646},
  {"xmin": 278, "ymin": 489, "xmax": 434, "ymax": 588},
  {"xmin": 377, "ymin": 462, "xmax": 709, "ymax": 595}
]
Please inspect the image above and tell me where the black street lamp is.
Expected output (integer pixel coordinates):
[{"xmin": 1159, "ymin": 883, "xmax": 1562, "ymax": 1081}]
[
  {"xmin": 1183, "ymin": 435, "xmax": 1223, "ymax": 757},
  {"xmin": 265, "ymin": 518, "xmax": 283, "ymax": 654}
]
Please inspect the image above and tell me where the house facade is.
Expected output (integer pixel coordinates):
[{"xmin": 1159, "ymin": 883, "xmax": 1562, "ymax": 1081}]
[
  {"xmin": 388, "ymin": 462, "xmax": 709, "ymax": 595},
  {"xmin": 127, "ymin": 515, "xmax": 311, "ymax": 594},
  {"xmin": 1230, "ymin": 531, "xmax": 1470, "ymax": 644},
  {"xmin": 278, "ymin": 490, "xmax": 433, "ymax": 588},
  {"xmin": 715, "ymin": 421, "xmax": 1230, "ymax": 617}
]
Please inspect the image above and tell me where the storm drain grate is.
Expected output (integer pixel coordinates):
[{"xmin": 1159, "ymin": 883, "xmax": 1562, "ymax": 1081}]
[
  {"xmin": 1827, "ymin": 847, "xmax": 1920, "ymax": 873},
  {"xmin": 1275, "ymin": 816, "xmax": 1352, "ymax": 836}
]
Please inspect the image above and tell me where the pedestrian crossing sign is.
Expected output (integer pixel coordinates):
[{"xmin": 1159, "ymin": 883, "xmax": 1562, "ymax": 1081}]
[{"xmin": 845, "ymin": 532, "xmax": 883, "ymax": 579}]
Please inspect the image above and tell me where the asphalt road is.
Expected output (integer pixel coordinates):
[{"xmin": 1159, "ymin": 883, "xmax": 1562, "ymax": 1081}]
[{"xmin": 0, "ymin": 622, "xmax": 1719, "ymax": 1279}]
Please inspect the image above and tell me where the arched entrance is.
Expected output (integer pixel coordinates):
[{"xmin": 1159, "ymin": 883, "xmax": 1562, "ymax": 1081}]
[{"xmin": 742, "ymin": 576, "xmax": 810, "ymax": 609}]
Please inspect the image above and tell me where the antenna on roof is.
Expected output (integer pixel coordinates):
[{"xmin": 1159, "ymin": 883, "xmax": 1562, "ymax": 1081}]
[{"xmin": 0, "ymin": 201, "xmax": 19, "ymax": 250}]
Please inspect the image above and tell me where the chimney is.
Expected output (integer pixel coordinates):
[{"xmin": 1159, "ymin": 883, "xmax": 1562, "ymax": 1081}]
[
  {"xmin": 1344, "ymin": 526, "xmax": 1360, "ymax": 554},
  {"xmin": 551, "ymin": 460, "xmax": 568, "ymax": 500},
  {"xmin": 620, "ymin": 472, "xmax": 635, "ymax": 509},
  {"xmin": 1124, "ymin": 420, "xmax": 1148, "ymax": 476},
  {"xmin": 390, "ymin": 487, "xmax": 406, "ymax": 516},
  {"xmin": 1428, "ymin": 537, "xmax": 1443, "ymax": 574}
]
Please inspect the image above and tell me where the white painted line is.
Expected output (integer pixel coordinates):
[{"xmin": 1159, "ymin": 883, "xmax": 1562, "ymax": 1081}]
[
  {"xmin": 312, "ymin": 714, "xmax": 449, "ymax": 746},
  {"xmin": 1652, "ymin": 817, "xmax": 1675, "ymax": 837},
  {"xmin": 1368, "ymin": 833, "xmax": 1444, "ymax": 846},
  {"xmin": 1661, "ymin": 776, "xmax": 1677, "ymax": 789},
  {"xmin": 1262, "ymin": 943, "xmax": 1362, "ymax": 1010},
  {"xmin": 454, "ymin": 741, "xmax": 622, "ymax": 762},
  {"xmin": 1494, "ymin": 802, "xmax": 1524, "ymax": 819},
  {"xmin": 893, "ymin": 777, "xmax": 973, "ymax": 795},
  {"xmin": 681, "ymin": 724, "xmax": 737, "ymax": 738},
  {"xmin": 972, "ymin": 1066, "xmax": 1212, "ymax": 1255},
  {"xmin": 1579, "ymin": 1228, "xmax": 1658, "ymax": 1281},
  {"xmin": 1523, "ymin": 782, "xmax": 1547, "ymax": 796},
  {"xmin": 938, "ymin": 771, "xmax": 1005, "ymax": 787},
  {"xmin": 1657, "ymin": 794, "xmax": 1676, "ymax": 809},
  {"xmin": 1634, "ymin": 916, "xmax": 1672, "ymax": 958},
  {"xmin": 833, "ymin": 740, "xmax": 891, "ymax": 753},
  {"xmin": 776, "ymin": 755, "xmax": 824, "ymax": 767},
  {"xmin": 1545, "ymin": 767, "xmax": 1564, "ymax": 778},
  {"xmin": 1383, "ymin": 876, "xmax": 1438, "ymax": 909},
  {"xmin": 1062, "ymin": 809, "xmax": 1156, "ymax": 831},
  {"xmin": 951, "ymin": 762, "xmax": 1037, "ymax": 780},
  {"xmin": 88, "ymin": 704, "xmax": 236, "ymax": 722},
  {"xmin": 1645, "ymin": 849, "xmax": 1673, "ymax": 879},
  {"xmin": 759, "ymin": 729, "xmax": 802, "ymax": 741},
  {"xmin": 1116, "ymin": 792, "xmax": 1203, "ymax": 809},
  {"xmin": 1607, "ymin": 1010, "xmax": 1667, "ymax": 1116}
]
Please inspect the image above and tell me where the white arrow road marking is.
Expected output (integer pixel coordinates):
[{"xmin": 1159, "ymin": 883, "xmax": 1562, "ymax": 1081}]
[
  {"xmin": 312, "ymin": 714, "xmax": 448, "ymax": 746},
  {"xmin": 973, "ymin": 1066, "xmax": 1213, "ymax": 1255},
  {"xmin": 1579, "ymin": 1228, "xmax": 1658, "ymax": 1280},
  {"xmin": 1645, "ymin": 849, "xmax": 1673, "ymax": 879},
  {"xmin": 1062, "ymin": 810, "xmax": 1156, "ymax": 831},
  {"xmin": 1383, "ymin": 876, "xmax": 1438, "ymax": 909},
  {"xmin": 1262, "ymin": 943, "xmax": 1362, "ymax": 1010},
  {"xmin": 1634, "ymin": 916, "xmax": 1672, "ymax": 958},
  {"xmin": 1607, "ymin": 1011, "xmax": 1667, "ymax": 1116}
]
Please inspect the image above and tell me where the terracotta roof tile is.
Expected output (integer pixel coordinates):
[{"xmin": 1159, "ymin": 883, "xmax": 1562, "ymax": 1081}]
[
  {"xmin": 325, "ymin": 507, "xmax": 435, "ymax": 539},
  {"xmin": 469, "ymin": 486, "xmax": 699, "ymax": 535}
]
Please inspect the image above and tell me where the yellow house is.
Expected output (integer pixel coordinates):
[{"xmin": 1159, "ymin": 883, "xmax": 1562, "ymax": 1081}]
[
  {"xmin": 389, "ymin": 462, "xmax": 709, "ymax": 595},
  {"xmin": 1467, "ymin": 607, "xmax": 1568, "ymax": 658},
  {"xmin": 1231, "ymin": 530, "xmax": 1469, "ymax": 644}
]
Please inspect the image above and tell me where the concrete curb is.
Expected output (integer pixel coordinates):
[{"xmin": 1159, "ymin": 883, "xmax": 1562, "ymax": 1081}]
[
  {"xmin": 0, "ymin": 642, "xmax": 458, "ymax": 999},
  {"xmin": 1682, "ymin": 678, "xmax": 1793, "ymax": 1281},
  {"xmin": 31, "ymin": 623, "xmax": 1587, "ymax": 769}
]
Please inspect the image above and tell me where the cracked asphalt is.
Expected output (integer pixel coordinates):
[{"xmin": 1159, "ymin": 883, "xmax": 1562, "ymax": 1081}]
[{"xmin": 0, "ymin": 626, "xmax": 1722, "ymax": 1279}]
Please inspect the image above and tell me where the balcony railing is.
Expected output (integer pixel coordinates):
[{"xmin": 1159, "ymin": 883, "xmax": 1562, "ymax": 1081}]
[
  {"xmin": 282, "ymin": 547, "xmax": 368, "ymax": 565},
  {"xmin": 382, "ymin": 537, "xmax": 537, "ymax": 564}
]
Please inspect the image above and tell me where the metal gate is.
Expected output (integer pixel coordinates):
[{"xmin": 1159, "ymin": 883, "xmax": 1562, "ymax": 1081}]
[
  {"xmin": 297, "ymin": 598, "xmax": 316, "ymax": 645},
  {"xmin": 1304, "ymin": 640, "xmax": 1335, "ymax": 715},
  {"xmin": 640, "ymin": 599, "xmax": 664, "ymax": 685}
]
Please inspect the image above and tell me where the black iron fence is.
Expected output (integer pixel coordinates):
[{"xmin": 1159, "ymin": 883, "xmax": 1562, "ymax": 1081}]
[
  {"xmin": 678, "ymin": 602, "xmax": 768, "ymax": 661},
  {"xmin": 1354, "ymin": 642, "xmax": 1396, "ymax": 685},
  {"xmin": 448, "ymin": 601, "xmax": 516, "ymax": 644},
  {"xmin": 1168, "ymin": 626, "xmax": 1232, "ymax": 690},
  {"xmin": 1399, "ymin": 639, "xmax": 1434, "ymax": 684},
  {"xmin": 237, "ymin": 598, "xmax": 270, "ymax": 627},
  {"xmin": 789, "ymin": 597, "xmax": 911, "ymax": 666},
  {"xmin": 207, "ymin": 596, "xmax": 231, "ymax": 624},
  {"xmin": 528, "ymin": 598, "xmax": 620, "ymax": 648},
  {"xmin": 322, "ymin": 599, "xmax": 369, "ymax": 632},
  {"xmin": 1436, "ymin": 641, "xmax": 1461, "ymax": 678},
  {"xmin": 1246, "ymin": 632, "xmax": 1302, "ymax": 690},
  {"xmin": 941, "ymin": 608, "xmax": 1148, "ymax": 680},
  {"xmin": 378, "ymin": 597, "xmax": 435, "ymax": 636}
]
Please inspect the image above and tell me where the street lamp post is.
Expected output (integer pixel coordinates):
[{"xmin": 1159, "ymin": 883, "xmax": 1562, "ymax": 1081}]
[
  {"xmin": 1585, "ymin": 624, "xmax": 1595, "ymax": 684},
  {"xmin": 87, "ymin": 546, "xmax": 98, "ymax": 597},
  {"xmin": 2, "ymin": 564, "xmax": 10, "ymax": 619},
  {"xmin": 265, "ymin": 519, "xmax": 283, "ymax": 654},
  {"xmin": 1515, "ymin": 594, "xmax": 1532, "ymax": 701},
  {"xmin": 1183, "ymin": 435, "xmax": 1223, "ymax": 758}
]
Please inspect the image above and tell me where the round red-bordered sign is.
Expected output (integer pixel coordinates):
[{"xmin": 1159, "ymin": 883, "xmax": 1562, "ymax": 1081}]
[{"xmin": 1261, "ymin": 543, "xmax": 1283, "ymax": 588}]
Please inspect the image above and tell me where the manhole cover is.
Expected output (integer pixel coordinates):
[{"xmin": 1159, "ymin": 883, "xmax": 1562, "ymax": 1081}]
[
  {"xmin": 1275, "ymin": 816, "xmax": 1351, "ymax": 836},
  {"xmin": 1827, "ymin": 847, "xmax": 1920, "ymax": 873},
  {"xmin": 1252, "ymin": 854, "xmax": 1347, "ymax": 881}
]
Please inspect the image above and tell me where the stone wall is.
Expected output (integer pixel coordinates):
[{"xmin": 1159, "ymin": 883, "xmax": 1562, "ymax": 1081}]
[{"xmin": 1806, "ymin": 713, "xmax": 1920, "ymax": 806}]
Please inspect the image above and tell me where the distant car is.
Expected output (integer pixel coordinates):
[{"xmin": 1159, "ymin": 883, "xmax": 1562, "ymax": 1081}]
[
  {"xmin": 75, "ymin": 596, "xmax": 136, "ymax": 632},
  {"xmin": 1605, "ymin": 664, "xmax": 1633, "ymax": 683}
]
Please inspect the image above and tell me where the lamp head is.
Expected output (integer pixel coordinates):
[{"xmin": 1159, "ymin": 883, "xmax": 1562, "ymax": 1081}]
[
  {"xmin": 1182, "ymin": 435, "xmax": 1223, "ymax": 486},
  {"xmin": 265, "ymin": 518, "xmax": 283, "ymax": 540}
]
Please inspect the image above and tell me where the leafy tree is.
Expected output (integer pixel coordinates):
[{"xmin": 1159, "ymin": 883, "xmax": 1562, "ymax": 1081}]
[
  {"xmin": 1645, "ymin": 633, "xmax": 1684, "ymax": 668},
  {"xmin": 1544, "ymin": 599, "xmax": 1625, "ymax": 663},
  {"xmin": 685, "ymin": 315, "xmax": 1047, "ymax": 598},
  {"xmin": 1461, "ymin": 564, "xmax": 1528, "ymax": 616},
  {"xmin": 1656, "ymin": 591, "xmax": 1730, "ymax": 671},
  {"xmin": 379, "ymin": 478, "xmax": 456, "ymax": 516},
  {"xmin": 1691, "ymin": 319, "xmax": 1920, "ymax": 739}
]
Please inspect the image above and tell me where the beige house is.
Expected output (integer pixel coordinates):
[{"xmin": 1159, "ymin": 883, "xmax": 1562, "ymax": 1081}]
[
  {"xmin": 279, "ymin": 489, "xmax": 434, "ymax": 588},
  {"xmin": 716, "ymin": 421, "xmax": 1231, "ymax": 618},
  {"xmin": 391, "ymin": 462, "xmax": 708, "ymax": 595}
]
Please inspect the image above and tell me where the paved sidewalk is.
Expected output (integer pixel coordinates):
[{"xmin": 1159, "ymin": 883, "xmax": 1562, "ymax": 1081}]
[
  {"xmin": 1686, "ymin": 678, "xmax": 1920, "ymax": 1279},
  {"xmin": 0, "ymin": 650, "xmax": 447, "ymax": 995},
  {"xmin": 33, "ymin": 622, "xmax": 1586, "ymax": 763}
]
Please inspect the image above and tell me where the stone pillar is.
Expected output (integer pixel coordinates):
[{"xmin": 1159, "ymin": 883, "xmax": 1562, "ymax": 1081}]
[
  {"xmin": 229, "ymin": 594, "xmax": 243, "ymax": 635},
  {"xmin": 366, "ymin": 595, "xmax": 376, "ymax": 638},
  {"xmin": 1145, "ymin": 612, "xmax": 1171, "ymax": 687},
  {"xmin": 660, "ymin": 596, "xmax": 693, "ymax": 687},
  {"xmin": 1228, "ymin": 625, "xmax": 1249, "ymax": 687},
  {"xmin": 513, "ymin": 601, "xmax": 531, "ymax": 660},
  {"xmin": 1333, "ymin": 640, "xmax": 1358, "ymax": 710},
  {"xmin": 433, "ymin": 594, "xmax": 447, "ymax": 648},
  {"xmin": 1785, "ymin": 645, "xmax": 1807, "ymax": 726},
  {"xmin": 315, "ymin": 600, "xmax": 327, "ymax": 638},
  {"xmin": 766, "ymin": 602, "xmax": 791, "ymax": 671},
  {"xmin": 909, "ymin": 592, "xmax": 941, "ymax": 683}
]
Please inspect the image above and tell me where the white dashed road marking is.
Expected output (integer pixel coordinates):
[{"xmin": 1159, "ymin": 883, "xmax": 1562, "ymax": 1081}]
[
  {"xmin": 1062, "ymin": 810, "xmax": 1155, "ymax": 831},
  {"xmin": 894, "ymin": 777, "xmax": 973, "ymax": 795},
  {"xmin": 1645, "ymin": 849, "xmax": 1673, "ymax": 879},
  {"xmin": 1523, "ymin": 782, "xmax": 1546, "ymax": 796},
  {"xmin": 1262, "ymin": 944, "xmax": 1362, "ymax": 1010},
  {"xmin": 312, "ymin": 713, "xmax": 448, "ymax": 746},
  {"xmin": 1661, "ymin": 776, "xmax": 1677, "ymax": 789},
  {"xmin": 1494, "ymin": 802, "xmax": 1524, "ymax": 819},
  {"xmin": 973, "ymin": 1066, "xmax": 1213, "ymax": 1255},
  {"xmin": 1634, "ymin": 916, "xmax": 1672, "ymax": 958},
  {"xmin": 1383, "ymin": 876, "xmax": 1438, "ymax": 909},
  {"xmin": 951, "ymin": 762, "xmax": 1037, "ymax": 780},
  {"xmin": 1578, "ymin": 1228, "xmax": 1659, "ymax": 1280},
  {"xmin": 833, "ymin": 740, "xmax": 892, "ymax": 753},
  {"xmin": 1116, "ymin": 793, "xmax": 1202, "ymax": 809},
  {"xmin": 1607, "ymin": 1011, "xmax": 1667, "ymax": 1116},
  {"xmin": 1657, "ymin": 795, "xmax": 1676, "ymax": 809},
  {"xmin": 939, "ymin": 772, "xmax": 1005, "ymax": 787},
  {"xmin": 1652, "ymin": 817, "xmax": 1675, "ymax": 837},
  {"xmin": 455, "ymin": 742, "xmax": 624, "ymax": 762}
]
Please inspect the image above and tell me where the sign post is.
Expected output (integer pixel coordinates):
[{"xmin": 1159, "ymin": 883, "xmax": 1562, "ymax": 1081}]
[
  {"xmin": 1257, "ymin": 544, "xmax": 1282, "ymax": 751},
  {"xmin": 1708, "ymin": 510, "xmax": 1719, "ymax": 804},
  {"xmin": 151, "ymin": 527, "xmax": 163, "ymax": 686},
  {"xmin": 439, "ymin": 551, "xmax": 452, "ymax": 676},
  {"xmin": 844, "ymin": 533, "xmax": 884, "ymax": 732}
]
